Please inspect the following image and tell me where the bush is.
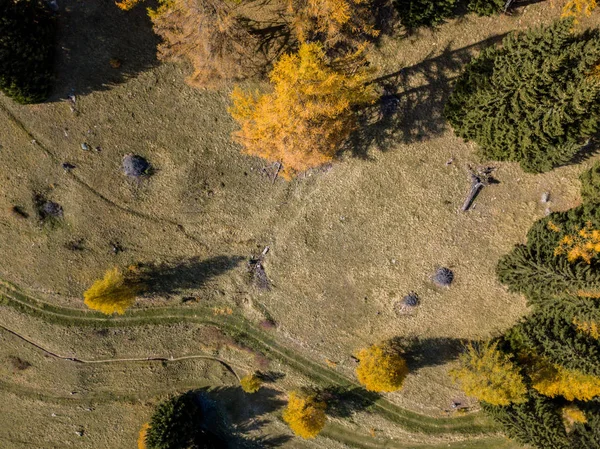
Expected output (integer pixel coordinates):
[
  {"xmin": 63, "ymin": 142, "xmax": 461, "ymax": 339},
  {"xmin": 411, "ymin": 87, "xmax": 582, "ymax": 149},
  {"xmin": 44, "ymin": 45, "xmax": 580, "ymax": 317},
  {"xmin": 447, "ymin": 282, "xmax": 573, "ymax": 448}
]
[
  {"xmin": 0, "ymin": 0, "xmax": 56, "ymax": 103},
  {"xmin": 83, "ymin": 267, "xmax": 142, "ymax": 315},
  {"xmin": 482, "ymin": 391, "xmax": 570, "ymax": 449},
  {"xmin": 467, "ymin": 0, "xmax": 505, "ymax": 16},
  {"xmin": 445, "ymin": 19, "xmax": 600, "ymax": 173},
  {"xmin": 230, "ymin": 42, "xmax": 378, "ymax": 179},
  {"xmin": 355, "ymin": 343, "xmax": 409, "ymax": 392},
  {"xmin": 240, "ymin": 373, "xmax": 262, "ymax": 393},
  {"xmin": 450, "ymin": 342, "xmax": 527, "ymax": 406},
  {"xmin": 282, "ymin": 391, "xmax": 327, "ymax": 439},
  {"xmin": 395, "ymin": 0, "xmax": 457, "ymax": 29}
]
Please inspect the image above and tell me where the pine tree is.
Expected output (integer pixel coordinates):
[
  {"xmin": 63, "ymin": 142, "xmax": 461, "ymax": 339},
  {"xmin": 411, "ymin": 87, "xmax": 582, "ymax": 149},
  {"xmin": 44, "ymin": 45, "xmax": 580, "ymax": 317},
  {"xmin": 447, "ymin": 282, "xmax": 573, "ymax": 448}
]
[
  {"xmin": 230, "ymin": 42, "xmax": 378, "ymax": 179},
  {"xmin": 0, "ymin": 0, "xmax": 56, "ymax": 104},
  {"xmin": 580, "ymin": 161, "xmax": 600, "ymax": 204},
  {"xmin": 467, "ymin": 0, "xmax": 505, "ymax": 16},
  {"xmin": 570, "ymin": 404, "xmax": 600, "ymax": 448},
  {"xmin": 445, "ymin": 19, "xmax": 600, "ymax": 173},
  {"xmin": 450, "ymin": 342, "xmax": 527, "ymax": 406},
  {"xmin": 394, "ymin": 0, "xmax": 457, "ymax": 29},
  {"xmin": 145, "ymin": 393, "xmax": 203, "ymax": 449},
  {"xmin": 506, "ymin": 312, "xmax": 600, "ymax": 377},
  {"xmin": 83, "ymin": 267, "xmax": 142, "ymax": 315},
  {"xmin": 482, "ymin": 391, "xmax": 570, "ymax": 449},
  {"xmin": 282, "ymin": 391, "xmax": 327, "ymax": 439},
  {"xmin": 355, "ymin": 343, "xmax": 409, "ymax": 392}
]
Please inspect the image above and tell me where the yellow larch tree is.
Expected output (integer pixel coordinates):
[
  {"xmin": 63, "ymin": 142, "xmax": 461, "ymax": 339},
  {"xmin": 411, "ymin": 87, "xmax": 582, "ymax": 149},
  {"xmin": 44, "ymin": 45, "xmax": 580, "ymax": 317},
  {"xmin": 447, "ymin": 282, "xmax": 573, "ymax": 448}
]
[
  {"xmin": 83, "ymin": 267, "xmax": 142, "ymax": 315},
  {"xmin": 573, "ymin": 317, "xmax": 600, "ymax": 339},
  {"xmin": 230, "ymin": 42, "xmax": 378, "ymax": 179},
  {"xmin": 355, "ymin": 343, "xmax": 409, "ymax": 392},
  {"xmin": 554, "ymin": 221, "xmax": 600, "ymax": 263},
  {"xmin": 282, "ymin": 391, "xmax": 327, "ymax": 439},
  {"xmin": 137, "ymin": 422, "xmax": 150, "ymax": 449},
  {"xmin": 290, "ymin": 0, "xmax": 379, "ymax": 48},
  {"xmin": 450, "ymin": 342, "xmax": 527, "ymax": 406},
  {"xmin": 562, "ymin": 0, "xmax": 597, "ymax": 22},
  {"xmin": 530, "ymin": 360, "xmax": 600, "ymax": 401},
  {"xmin": 240, "ymin": 373, "xmax": 262, "ymax": 393}
]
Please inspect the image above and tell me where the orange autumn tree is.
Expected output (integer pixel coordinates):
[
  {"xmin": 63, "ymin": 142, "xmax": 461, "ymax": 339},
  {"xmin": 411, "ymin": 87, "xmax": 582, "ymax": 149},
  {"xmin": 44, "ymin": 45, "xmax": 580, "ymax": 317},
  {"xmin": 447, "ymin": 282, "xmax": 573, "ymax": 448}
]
[
  {"xmin": 282, "ymin": 391, "xmax": 327, "ymax": 439},
  {"xmin": 83, "ymin": 267, "xmax": 142, "ymax": 315},
  {"xmin": 230, "ymin": 42, "xmax": 378, "ymax": 179},
  {"xmin": 530, "ymin": 359, "xmax": 600, "ymax": 401},
  {"xmin": 355, "ymin": 342, "xmax": 409, "ymax": 392},
  {"xmin": 290, "ymin": 0, "xmax": 379, "ymax": 48},
  {"xmin": 137, "ymin": 422, "xmax": 150, "ymax": 449}
]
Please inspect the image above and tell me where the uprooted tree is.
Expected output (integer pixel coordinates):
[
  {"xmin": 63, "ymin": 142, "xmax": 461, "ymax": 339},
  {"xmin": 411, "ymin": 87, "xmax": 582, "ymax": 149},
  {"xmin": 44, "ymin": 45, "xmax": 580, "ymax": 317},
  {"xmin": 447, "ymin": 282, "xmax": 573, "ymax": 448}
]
[
  {"xmin": 230, "ymin": 42, "xmax": 378, "ymax": 179},
  {"xmin": 445, "ymin": 19, "xmax": 600, "ymax": 173}
]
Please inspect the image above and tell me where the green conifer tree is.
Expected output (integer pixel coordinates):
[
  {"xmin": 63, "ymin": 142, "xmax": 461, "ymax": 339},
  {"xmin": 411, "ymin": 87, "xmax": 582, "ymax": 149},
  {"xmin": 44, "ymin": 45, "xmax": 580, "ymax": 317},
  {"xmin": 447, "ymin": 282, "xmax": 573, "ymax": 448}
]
[
  {"xmin": 467, "ymin": 0, "xmax": 505, "ymax": 16},
  {"xmin": 481, "ymin": 391, "xmax": 570, "ymax": 449},
  {"xmin": 0, "ymin": 0, "xmax": 56, "ymax": 104},
  {"xmin": 395, "ymin": 0, "xmax": 457, "ymax": 28},
  {"xmin": 445, "ymin": 19, "xmax": 600, "ymax": 173}
]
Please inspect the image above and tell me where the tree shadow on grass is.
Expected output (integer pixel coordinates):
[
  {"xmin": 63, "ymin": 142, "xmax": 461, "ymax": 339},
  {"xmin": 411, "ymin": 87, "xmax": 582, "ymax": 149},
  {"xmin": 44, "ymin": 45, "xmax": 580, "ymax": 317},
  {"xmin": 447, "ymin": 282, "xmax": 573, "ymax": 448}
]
[
  {"xmin": 345, "ymin": 33, "xmax": 508, "ymax": 159},
  {"xmin": 49, "ymin": 0, "xmax": 159, "ymax": 101},
  {"xmin": 317, "ymin": 386, "xmax": 381, "ymax": 418},
  {"xmin": 389, "ymin": 336, "xmax": 474, "ymax": 371},
  {"xmin": 194, "ymin": 386, "xmax": 290, "ymax": 448},
  {"xmin": 140, "ymin": 255, "xmax": 244, "ymax": 297}
]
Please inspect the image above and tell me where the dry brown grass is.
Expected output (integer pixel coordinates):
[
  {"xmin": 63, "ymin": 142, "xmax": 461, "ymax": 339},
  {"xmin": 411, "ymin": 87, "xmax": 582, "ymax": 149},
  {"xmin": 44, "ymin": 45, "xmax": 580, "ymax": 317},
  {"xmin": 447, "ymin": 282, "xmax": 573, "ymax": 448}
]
[{"xmin": 0, "ymin": 1, "xmax": 599, "ymax": 447}]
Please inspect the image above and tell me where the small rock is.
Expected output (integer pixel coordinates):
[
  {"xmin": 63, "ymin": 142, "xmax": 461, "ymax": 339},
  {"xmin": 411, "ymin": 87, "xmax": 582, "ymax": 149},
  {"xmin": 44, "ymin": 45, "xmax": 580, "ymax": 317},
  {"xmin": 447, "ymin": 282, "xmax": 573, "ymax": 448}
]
[
  {"xmin": 81, "ymin": 143, "xmax": 90, "ymax": 151},
  {"xmin": 94, "ymin": 146, "xmax": 102, "ymax": 153},
  {"xmin": 545, "ymin": 207, "xmax": 552, "ymax": 216},
  {"xmin": 76, "ymin": 429, "xmax": 84, "ymax": 437},
  {"xmin": 402, "ymin": 292, "xmax": 419, "ymax": 307},
  {"xmin": 541, "ymin": 192, "xmax": 550, "ymax": 203},
  {"xmin": 433, "ymin": 267, "xmax": 454, "ymax": 287},
  {"xmin": 42, "ymin": 201, "xmax": 63, "ymax": 218},
  {"xmin": 122, "ymin": 154, "xmax": 151, "ymax": 178},
  {"xmin": 62, "ymin": 162, "xmax": 76, "ymax": 170},
  {"xmin": 445, "ymin": 157, "xmax": 454, "ymax": 166}
]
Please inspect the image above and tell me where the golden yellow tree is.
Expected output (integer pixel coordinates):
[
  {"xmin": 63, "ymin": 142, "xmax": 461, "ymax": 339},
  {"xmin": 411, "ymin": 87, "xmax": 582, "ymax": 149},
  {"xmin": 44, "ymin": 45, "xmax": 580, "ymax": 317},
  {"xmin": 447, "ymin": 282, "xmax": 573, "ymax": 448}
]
[
  {"xmin": 562, "ymin": 0, "xmax": 597, "ymax": 21},
  {"xmin": 450, "ymin": 342, "xmax": 527, "ymax": 406},
  {"xmin": 282, "ymin": 391, "xmax": 327, "ymax": 439},
  {"xmin": 530, "ymin": 360, "xmax": 600, "ymax": 401},
  {"xmin": 137, "ymin": 422, "xmax": 150, "ymax": 449},
  {"xmin": 230, "ymin": 42, "xmax": 378, "ymax": 179},
  {"xmin": 83, "ymin": 267, "xmax": 141, "ymax": 315},
  {"xmin": 355, "ymin": 343, "xmax": 409, "ymax": 392},
  {"xmin": 240, "ymin": 373, "xmax": 262, "ymax": 393}
]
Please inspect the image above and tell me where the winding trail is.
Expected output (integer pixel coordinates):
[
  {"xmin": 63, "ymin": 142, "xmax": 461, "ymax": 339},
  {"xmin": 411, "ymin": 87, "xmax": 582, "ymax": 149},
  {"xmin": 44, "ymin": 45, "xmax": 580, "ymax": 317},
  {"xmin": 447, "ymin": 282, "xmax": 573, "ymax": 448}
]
[{"xmin": 0, "ymin": 323, "xmax": 240, "ymax": 380}]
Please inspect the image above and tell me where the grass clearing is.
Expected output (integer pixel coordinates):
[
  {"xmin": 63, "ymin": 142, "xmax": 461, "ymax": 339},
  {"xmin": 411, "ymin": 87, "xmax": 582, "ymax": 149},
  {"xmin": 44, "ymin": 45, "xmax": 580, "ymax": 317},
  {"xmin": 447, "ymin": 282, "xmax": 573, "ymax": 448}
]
[{"xmin": 1, "ymin": 0, "xmax": 599, "ymax": 447}]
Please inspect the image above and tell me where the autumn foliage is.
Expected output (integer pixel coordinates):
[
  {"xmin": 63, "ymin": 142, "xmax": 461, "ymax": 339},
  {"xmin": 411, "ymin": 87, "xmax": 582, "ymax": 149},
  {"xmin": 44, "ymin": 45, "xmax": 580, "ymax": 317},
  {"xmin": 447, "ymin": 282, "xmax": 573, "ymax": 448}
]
[
  {"xmin": 230, "ymin": 42, "xmax": 378, "ymax": 178},
  {"xmin": 282, "ymin": 391, "xmax": 327, "ymax": 439},
  {"xmin": 240, "ymin": 373, "xmax": 262, "ymax": 393},
  {"xmin": 355, "ymin": 343, "xmax": 409, "ymax": 392},
  {"xmin": 530, "ymin": 360, "xmax": 600, "ymax": 401},
  {"xmin": 450, "ymin": 342, "xmax": 527, "ymax": 406},
  {"xmin": 137, "ymin": 423, "xmax": 149, "ymax": 449},
  {"xmin": 562, "ymin": 0, "xmax": 597, "ymax": 21},
  {"xmin": 83, "ymin": 267, "xmax": 142, "ymax": 315}
]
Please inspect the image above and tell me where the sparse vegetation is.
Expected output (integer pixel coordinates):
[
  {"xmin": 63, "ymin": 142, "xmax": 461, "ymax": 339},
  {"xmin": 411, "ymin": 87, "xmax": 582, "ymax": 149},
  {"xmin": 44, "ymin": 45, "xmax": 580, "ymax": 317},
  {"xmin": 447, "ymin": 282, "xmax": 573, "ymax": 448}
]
[{"xmin": 240, "ymin": 373, "xmax": 262, "ymax": 393}]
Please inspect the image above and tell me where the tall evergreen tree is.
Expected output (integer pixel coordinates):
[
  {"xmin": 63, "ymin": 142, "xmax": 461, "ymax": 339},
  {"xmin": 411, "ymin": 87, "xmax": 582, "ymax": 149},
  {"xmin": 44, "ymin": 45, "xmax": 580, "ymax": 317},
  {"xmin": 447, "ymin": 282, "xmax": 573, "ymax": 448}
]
[
  {"xmin": 445, "ymin": 19, "xmax": 600, "ymax": 173},
  {"xmin": 0, "ymin": 0, "xmax": 56, "ymax": 103},
  {"xmin": 481, "ymin": 391, "xmax": 570, "ymax": 449}
]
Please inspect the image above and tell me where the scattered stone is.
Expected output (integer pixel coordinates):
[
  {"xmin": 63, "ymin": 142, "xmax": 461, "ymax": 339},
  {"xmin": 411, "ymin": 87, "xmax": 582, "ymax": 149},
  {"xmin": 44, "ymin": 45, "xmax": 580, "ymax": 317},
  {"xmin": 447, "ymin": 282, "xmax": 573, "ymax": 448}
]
[
  {"xmin": 42, "ymin": 201, "xmax": 63, "ymax": 218},
  {"xmin": 248, "ymin": 246, "xmax": 271, "ymax": 290},
  {"xmin": 545, "ymin": 207, "xmax": 552, "ymax": 216},
  {"xmin": 541, "ymin": 192, "xmax": 550, "ymax": 203},
  {"xmin": 394, "ymin": 292, "xmax": 419, "ymax": 316},
  {"xmin": 110, "ymin": 241, "xmax": 124, "ymax": 254},
  {"xmin": 446, "ymin": 157, "xmax": 454, "ymax": 166},
  {"xmin": 122, "ymin": 154, "xmax": 151, "ymax": 178},
  {"xmin": 94, "ymin": 146, "xmax": 102, "ymax": 153},
  {"xmin": 80, "ymin": 143, "xmax": 90, "ymax": 151},
  {"xmin": 76, "ymin": 429, "xmax": 84, "ymax": 437},
  {"xmin": 433, "ymin": 267, "xmax": 454, "ymax": 287},
  {"xmin": 62, "ymin": 162, "xmax": 76, "ymax": 171}
]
